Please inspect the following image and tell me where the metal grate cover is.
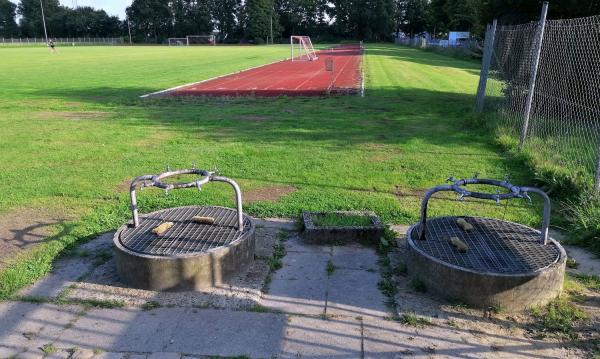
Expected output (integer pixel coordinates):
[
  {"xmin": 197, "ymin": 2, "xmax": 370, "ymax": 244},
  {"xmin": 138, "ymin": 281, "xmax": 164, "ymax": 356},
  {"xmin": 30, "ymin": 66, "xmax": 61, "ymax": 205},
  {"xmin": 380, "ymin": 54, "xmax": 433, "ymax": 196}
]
[
  {"xmin": 119, "ymin": 206, "xmax": 252, "ymax": 256},
  {"xmin": 411, "ymin": 216, "xmax": 561, "ymax": 274}
]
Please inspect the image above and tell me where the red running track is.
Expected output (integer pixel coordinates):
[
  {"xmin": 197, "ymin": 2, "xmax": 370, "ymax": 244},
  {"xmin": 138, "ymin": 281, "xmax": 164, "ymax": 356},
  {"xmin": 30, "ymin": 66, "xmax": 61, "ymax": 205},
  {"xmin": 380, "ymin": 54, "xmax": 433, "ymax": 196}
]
[{"xmin": 164, "ymin": 43, "xmax": 363, "ymax": 97}]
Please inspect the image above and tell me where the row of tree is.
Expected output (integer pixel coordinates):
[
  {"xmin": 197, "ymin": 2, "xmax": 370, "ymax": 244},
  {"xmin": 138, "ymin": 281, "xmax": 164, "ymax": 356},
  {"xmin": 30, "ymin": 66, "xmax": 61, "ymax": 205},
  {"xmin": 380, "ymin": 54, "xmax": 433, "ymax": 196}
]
[
  {"xmin": 1, "ymin": 0, "xmax": 599, "ymax": 43},
  {"xmin": 125, "ymin": 0, "xmax": 397, "ymax": 43},
  {"xmin": 400, "ymin": 0, "xmax": 600, "ymax": 39},
  {"xmin": 0, "ymin": 0, "xmax": 122, "ymax": 38}
]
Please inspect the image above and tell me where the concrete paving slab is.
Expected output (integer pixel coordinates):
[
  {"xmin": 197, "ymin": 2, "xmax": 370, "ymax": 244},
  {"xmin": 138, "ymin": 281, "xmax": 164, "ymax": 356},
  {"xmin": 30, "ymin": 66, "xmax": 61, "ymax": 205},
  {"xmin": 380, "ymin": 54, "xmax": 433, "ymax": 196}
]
[
  {"xmin": 0, "ymin": 345, "xmax": 24, "ymax": 358},
  {"xmin": 45, "ymin": 350, "xmax": 72, "ymax": 359},
  {"xmin": 54, "ymin": 307, "xmax": 184, "ymax": 353},
  {"xmin": 272, "ymin": 252, "xmax": 329, "ymax": 281},
  {"xmin": 362, "ymin": 318, "xmax": 434, "ymax": 358},
  {"xmin": 164, "ymin": 308, "xmax": 286, "ymax": 357},
  {"xmin": 146, "ymin": 352, "xmax": 180, "ymax": 359},
  {"xmin": 254, "ymin": 227, "xmax": 279, "ymax": 257},
  {"xmin": 331, "ymin": 244, "xmax": 379, "ymax": 270},
  {"xmin": 70, "ymin": 348, "xmax": 96, "ymax": 359},
  {"xmin": 15, "ymin": 350, "xmax": 45, "ymax": 359},
  {"xmin": 262, "ymin": 277, "xmax": 328, "ymax": 315},
  {"xmin": 0, "ymin": 301, "xmax": 81, "ymax": 350},
  {"xmin": 564, "ymin": 244, "xmax": 600, "ymax": 277},
  {"xmin": 126, "ymin": 355, "xmax": 147, "ymax": 359},
  {"xmin": 363, "ymin": 317, "xmax": 576, "ymax": 359},
  {"xmin": 255, "ymin": 218, "xmax": 297, "ymax": 231},
  {"xmin": 93, "ymin": 352, "xmax": 126, "ymax": 359},
  {"xmin": 284, "ymin": 237, "xmax": 331, "ymax": 254},
  {"xmin": 327, "ymin": 269, "xmax": 390, "ymax": 319},
  {"xmin": 389, "ymin": 225, "xmax": 409, "ymax": 237},
  {"xmin": 279, "ymin": 315, "xmax": 362, "ymax": 358}
]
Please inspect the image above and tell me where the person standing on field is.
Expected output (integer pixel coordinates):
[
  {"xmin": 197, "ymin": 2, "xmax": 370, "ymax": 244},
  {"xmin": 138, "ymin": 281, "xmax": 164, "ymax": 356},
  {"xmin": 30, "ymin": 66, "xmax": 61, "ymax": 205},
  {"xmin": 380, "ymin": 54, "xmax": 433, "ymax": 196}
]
[{"xmin": 48, "ymin": 39, "xmax": 56, "ymax": 52}]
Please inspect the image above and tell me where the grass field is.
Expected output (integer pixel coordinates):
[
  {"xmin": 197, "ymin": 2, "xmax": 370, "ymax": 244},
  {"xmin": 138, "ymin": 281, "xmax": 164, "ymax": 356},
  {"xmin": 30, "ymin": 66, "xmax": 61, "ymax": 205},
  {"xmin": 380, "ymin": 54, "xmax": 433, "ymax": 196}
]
[{"xmin": 0, "ymin": 44, "xmax": 540, "ymax": 297}]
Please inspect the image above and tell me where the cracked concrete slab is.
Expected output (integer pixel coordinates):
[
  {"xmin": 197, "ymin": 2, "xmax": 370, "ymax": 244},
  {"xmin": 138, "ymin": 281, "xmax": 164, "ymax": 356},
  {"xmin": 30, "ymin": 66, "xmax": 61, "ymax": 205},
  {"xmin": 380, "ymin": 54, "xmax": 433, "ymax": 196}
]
[
  {"xmin": 0, "ymin": 301, "xmax": 82, "ymax": 351},
  {"xmin": 284, "ymin": 236, "xmax": 331, "ymax": 254},
  {"xmin": 164, "ymin": 309, "xmax": 286, "ymax": 357},
  {"xmin": 261, "ymin": 277, "xmax": 328, "ymax": 315},
  {"xmin": 331, "ymin": 244, "xmax": 380, "ymax": 270},
  {"xmin": 272, "ymin": 252, "xmax": 329, "ymax": 281},
  {"xmin": 280, "ymin": 315, "xmax": 362, "ymax": 359},
  {"xmin": 53, "ymin": 307, "xmax": 183, "ymax": 352},
  {"xmin": 262, "ymin": 250, "xmax": 329, "ymax": 315},
  {"xmin": 327, "ymin": 268, "xmax": 390, "ymax": 319}
]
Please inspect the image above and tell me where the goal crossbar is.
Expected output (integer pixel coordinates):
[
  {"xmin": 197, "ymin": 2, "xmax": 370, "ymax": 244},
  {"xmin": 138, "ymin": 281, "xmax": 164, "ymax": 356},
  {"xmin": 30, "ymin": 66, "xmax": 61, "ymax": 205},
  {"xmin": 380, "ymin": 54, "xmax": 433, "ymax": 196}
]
[{"xmin": 290, "ymin": 36, "xmax": 318, "ymax": 62}]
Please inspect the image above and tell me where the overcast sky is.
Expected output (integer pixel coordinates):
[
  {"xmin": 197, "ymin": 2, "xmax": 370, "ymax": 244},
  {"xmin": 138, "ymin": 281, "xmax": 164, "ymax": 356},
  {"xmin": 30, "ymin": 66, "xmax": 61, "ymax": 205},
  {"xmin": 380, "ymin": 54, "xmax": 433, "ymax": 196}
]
[{"xmin": 10, "ymin": 0, "xmax": 132, "ymax": 19}]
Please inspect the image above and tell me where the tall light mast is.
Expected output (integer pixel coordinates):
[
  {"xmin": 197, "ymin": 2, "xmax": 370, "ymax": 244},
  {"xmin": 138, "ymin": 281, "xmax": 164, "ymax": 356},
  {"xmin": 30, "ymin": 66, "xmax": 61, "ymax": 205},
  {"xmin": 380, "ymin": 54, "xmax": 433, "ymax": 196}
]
[{"xmin": 39, "ymin": 0, "xmax": 49, "ymax": 44}]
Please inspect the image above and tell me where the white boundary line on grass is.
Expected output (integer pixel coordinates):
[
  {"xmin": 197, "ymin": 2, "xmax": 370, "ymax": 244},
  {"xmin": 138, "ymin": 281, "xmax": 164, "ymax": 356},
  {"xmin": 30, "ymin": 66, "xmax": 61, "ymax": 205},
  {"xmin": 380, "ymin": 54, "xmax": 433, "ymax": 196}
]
[{"xmin": 139, "ymin": 57, "xmax": 291, "ymax": 98}]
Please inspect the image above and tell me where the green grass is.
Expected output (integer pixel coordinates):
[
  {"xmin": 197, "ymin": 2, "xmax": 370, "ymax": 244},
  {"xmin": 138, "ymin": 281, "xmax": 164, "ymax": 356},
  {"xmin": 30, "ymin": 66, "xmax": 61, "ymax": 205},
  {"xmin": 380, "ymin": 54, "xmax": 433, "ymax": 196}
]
[
  {"xmin": 571, "ymin": 273, "xmax": 600, "ymax": 292},
  {"xmin": 326, "ymin": 259, "xmax": 336, "ymax": 275},
  {"xmin": 312, "ymin": 213, "xmax": 373, "ymax": 227},
  {"xmin": 142, "ymin": 301, "xmax": 162, "ymax": 311},
  {"xmin": 531, "ymin": 296, "xmax": 587, "ymax": 334},
  {"xmin": 0, "ymin": 44, "xmax": 539, "ymax": 299},
  {"xmin": 399, "ymin": 313, "xmax": 433, "ymax": 327},
  {"xmin": 40, "ymin": 343, "xmax": 57, "ymax": 355}
]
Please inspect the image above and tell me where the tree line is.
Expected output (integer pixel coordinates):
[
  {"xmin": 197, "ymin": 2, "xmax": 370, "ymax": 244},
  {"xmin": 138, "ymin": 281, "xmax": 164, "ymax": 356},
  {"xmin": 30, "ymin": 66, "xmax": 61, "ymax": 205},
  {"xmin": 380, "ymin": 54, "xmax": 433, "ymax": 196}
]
[
  {"xmin": 401, "ymin": 0, "xmax": 600, "ymax": 39},
  {"xmin": 1, "ymin": 0, "xmax": 599, "ymax": 42},
  {"xmin": 1, "ymin": 0, "xmax": 122, "ymax": 38}
]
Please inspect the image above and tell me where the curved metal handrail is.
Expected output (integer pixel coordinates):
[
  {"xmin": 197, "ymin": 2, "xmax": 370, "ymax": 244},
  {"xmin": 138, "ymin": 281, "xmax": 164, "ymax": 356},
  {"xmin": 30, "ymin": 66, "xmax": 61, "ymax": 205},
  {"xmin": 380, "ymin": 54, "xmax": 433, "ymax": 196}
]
[
  {"xmin": 417, "ymin": 177, "xmax": 551, "ymax": 244},
  {"xmin": 128, "ymin": 168, "xmax": 244, "ymax": 231}
]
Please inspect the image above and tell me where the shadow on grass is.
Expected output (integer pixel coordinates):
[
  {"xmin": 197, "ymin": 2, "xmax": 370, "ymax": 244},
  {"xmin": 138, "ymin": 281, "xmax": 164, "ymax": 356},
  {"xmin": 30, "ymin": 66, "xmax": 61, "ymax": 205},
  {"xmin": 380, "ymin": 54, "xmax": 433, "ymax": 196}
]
[
  {"xmin": 33, "ymin": 88, "xmax": 490, "ymax": 147},
  {"xmin": 365, "ymin": 45, "xmax": 481, "ymax": 74}
]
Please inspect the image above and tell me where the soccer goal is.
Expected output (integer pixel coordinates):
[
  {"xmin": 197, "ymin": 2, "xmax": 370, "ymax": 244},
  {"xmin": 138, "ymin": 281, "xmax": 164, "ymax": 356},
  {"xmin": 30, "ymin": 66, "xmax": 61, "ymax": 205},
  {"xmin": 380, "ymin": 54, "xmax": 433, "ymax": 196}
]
[
  {"xmin": 290, "ymin": 36, "xmax": 318, "ymax": 62},
  {"xmin": 187, "ymin": 35, "xmax": 215, "ymax": 46},
  {"xmin": 168, "ymin": 38, "xmax": 188, "ymax": 46}
]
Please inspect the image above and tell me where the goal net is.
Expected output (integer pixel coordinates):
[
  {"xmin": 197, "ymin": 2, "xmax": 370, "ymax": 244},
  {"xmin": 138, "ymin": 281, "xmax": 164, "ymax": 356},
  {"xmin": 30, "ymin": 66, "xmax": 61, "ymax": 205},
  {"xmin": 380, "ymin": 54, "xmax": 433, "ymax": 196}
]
[
  {"xmin": 168, "ymin": 38, "xmax": 188, "ymax": 46},
  {"xmin": 187, "ymin": 35, "xmax": 215, "ymax": 46},
  {"xmin": 290, "ymin": 36, "xmax": 318, "ymax": 62}
]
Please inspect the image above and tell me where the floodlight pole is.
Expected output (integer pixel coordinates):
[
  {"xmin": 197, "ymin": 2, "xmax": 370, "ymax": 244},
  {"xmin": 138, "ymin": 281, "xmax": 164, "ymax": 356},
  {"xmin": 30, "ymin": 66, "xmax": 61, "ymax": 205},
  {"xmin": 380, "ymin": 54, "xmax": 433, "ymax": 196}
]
[
  {"xmin": 127, "ymin": 18, "xmax": 133, "ymax": 45},
  {"xmin": 270, "ymin": 16, "xmax": 273, "ymax": 45},
  {"xmin": 39, "ymin": 0, "xmax": 49, "ymax": 45}
]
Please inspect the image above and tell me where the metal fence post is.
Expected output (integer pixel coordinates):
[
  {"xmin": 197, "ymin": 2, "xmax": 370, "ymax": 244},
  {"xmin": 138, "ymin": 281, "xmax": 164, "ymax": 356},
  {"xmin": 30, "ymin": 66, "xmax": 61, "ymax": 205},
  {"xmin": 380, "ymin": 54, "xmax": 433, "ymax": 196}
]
[
  {"xmin": 476, "ymin": 19, "xmax": 497, "ymax": 112},
  {"xmin": 519, "ymin": 1, "xmax": 549, "ymax": 149},
  {"xmin": 595, "ymin": 144, "xmax": 600, "ymax": 191}
]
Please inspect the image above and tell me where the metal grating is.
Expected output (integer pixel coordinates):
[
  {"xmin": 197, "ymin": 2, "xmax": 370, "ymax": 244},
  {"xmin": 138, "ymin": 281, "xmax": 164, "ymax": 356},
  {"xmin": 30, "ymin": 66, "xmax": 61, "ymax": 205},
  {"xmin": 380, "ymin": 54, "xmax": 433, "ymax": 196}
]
[
  {"xmin": 119, "ymin": 206, "xmax": 251, "ymax": 256},
  {"xmin": 411, "ymin": 216, "xmax": 560, "ymax": 274}
]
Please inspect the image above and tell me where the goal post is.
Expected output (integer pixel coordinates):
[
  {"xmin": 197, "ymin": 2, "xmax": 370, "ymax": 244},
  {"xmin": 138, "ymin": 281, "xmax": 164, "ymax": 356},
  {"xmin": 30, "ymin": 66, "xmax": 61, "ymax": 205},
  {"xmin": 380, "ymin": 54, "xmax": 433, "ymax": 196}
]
[
  {"xmin": 168, "ymin": 38, "xmax": 188, "ymax": 46},
  {"xmin": 290, "ymin": 36, "xmax": 318, "ymax": 62},
  {"xmin": 187, "ymin": 35, "xmax": 215, "ymax": 46}
]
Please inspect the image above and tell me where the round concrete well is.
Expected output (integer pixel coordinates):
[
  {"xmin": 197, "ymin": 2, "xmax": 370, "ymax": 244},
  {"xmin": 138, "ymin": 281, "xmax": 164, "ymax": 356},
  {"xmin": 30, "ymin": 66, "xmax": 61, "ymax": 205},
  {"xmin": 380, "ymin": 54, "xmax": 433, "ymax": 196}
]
[
  {"xmin": 113, "ymin": 205, "xmax": 255, "ymax": 291},
  {"xmin": 406, "ymin": 216, "xmax": 566, "ymax": 311}
]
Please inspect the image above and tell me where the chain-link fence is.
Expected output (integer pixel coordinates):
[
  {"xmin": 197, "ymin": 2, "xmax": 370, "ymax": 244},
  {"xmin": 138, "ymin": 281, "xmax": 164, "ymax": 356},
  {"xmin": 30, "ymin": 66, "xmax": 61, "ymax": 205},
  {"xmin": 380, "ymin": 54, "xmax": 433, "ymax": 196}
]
[
  {"xmin": 0, "ymin": 37, "xmax": 124, "ymax": 46},
  {"xmin": 477, "ymin": 4, "xmax": 600, "ymax": 190}
]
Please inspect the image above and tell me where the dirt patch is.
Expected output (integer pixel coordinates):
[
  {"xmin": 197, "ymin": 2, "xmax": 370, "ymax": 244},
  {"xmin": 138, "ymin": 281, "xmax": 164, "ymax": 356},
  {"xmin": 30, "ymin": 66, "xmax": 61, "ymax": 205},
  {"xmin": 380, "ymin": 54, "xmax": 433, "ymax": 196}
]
[
  {"xmin": 0, "ymin": 208, "xmax": 70, "ymax": 268},
  {"xmin": 393, "ymin": 186, "xmax": 427, "ymax": 198},
  {"xmin": 243, "ymin": 185, "xmax": 297, "ymax": 203},
  {"xmin": 233, "ymin": 115, "xmax": 272, "ymax": 122},
  {"xmin": 34, "ymin": 111, "xmax": 109, "ymax": 121}
]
